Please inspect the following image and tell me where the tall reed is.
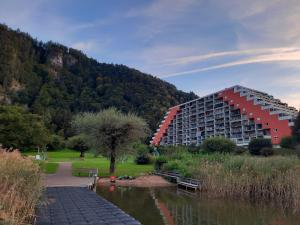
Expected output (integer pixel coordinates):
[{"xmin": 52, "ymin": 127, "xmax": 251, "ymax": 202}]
[
  {"xmin": 190, "ymin": 155, "xmax": 300, "ymax": 211},
  {"xmin": 0, "ymin": 148, "xmax": 43, "ymax": 225}
]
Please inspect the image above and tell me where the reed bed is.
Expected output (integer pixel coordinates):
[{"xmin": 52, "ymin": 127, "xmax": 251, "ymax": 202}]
[
  {"xmin": 162, "ymin": 152, "xmax": 300, "ymax": 211},
  {"xmin": 0, "ymin": 149, "xmax": 43, "ymax": 225}
]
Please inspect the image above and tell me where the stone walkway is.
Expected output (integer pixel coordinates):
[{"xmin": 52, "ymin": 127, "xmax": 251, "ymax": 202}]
[
  {"xmin": 36, "ymin": 187, "xmax": 141, "ymax": 225},
  {"xmin": 45, "ymin": 162, "xmax": 93, "ymax": 187},
  {"xmin": 37, "ymin": 162, "xmax": 141, "ymax": 225}
]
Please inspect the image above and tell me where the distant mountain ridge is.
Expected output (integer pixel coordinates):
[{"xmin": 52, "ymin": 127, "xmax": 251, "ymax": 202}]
[{"xmin": 0, "ymin": 24, "xmax": 197, "ymax": 136}]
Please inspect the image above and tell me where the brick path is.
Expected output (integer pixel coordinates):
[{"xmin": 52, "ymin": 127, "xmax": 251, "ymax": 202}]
[{"xmin": 45, "ymin": 162, "xmax": 93, "ymax": 187}]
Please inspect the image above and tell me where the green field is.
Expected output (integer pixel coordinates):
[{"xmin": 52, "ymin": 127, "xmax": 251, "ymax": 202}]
[
  {"xmin": 24, "ymin": 149, "xmax": 153, "ymax": 177},
  {"xmin": 40, "ymin": 162, "xmax": 59, "ymax": 174}
]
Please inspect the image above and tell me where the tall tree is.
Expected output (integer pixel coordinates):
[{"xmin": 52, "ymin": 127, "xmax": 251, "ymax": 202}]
[
  {"xmin": 73, "ymin": 108, "xmax": 148, "ymax": 175},
  {"xmin": 0, "ymin": 105, "xmax": 50, "ymax": 150}
]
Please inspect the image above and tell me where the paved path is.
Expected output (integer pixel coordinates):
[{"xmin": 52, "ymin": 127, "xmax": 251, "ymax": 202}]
[
  {"xmin": 36, "ymin": 187, "xmax": 141, "ymax": 225},
  {"xmin": 38, "ymin": 163, "xmax": 141, "ymax": 225},
  {"xmin": 45, "ymin": 162, "xmax": 93, "ymax": 187}
]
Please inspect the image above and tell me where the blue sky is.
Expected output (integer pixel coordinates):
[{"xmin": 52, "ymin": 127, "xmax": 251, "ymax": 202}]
[{"xmin": 0, "ymin": 0, "xmax": 299, "ymax": 108}]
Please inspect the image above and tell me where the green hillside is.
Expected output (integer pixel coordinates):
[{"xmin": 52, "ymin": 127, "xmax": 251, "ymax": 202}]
[{"xmin": 0, "ymin": 24, "xmax": 197, "ymax": 136}]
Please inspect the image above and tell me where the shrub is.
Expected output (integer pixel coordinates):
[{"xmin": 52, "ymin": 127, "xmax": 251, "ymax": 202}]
[
  {"xmin": 260, "ymin": 147, "xmax": 274, "ymax": 157},
  {"xmin": 248, "ymin": 138, "xmax": 272, "ymax": 155},
  {"xmin": 135, "ymin": 154, "xmax": 153, "ymax": 165},
  {"xmin": 234, "ymin": 146, "xmax": 248, "ymax": 155},
  {"xmin": 187, "ymin": 145, "xmax": 201, "ymax": 154},
  {"xmin": 280, "ymin": 136, "xmax": 297, "ymax": 149},
  {"xmin": 47, "ymin": 134, "xmax": 65, "ymax": 150},
  {"xmin": 154, "ymin": 156, "xmax": 167, "ymax": 171},
  {"xmin": 273, "ymin": 148, "xmax": 297, "ymax": 156},
  {"xmin": 67, "ymin": 135, "xmax": 89, "ymax": 157},
  {"xmin": 202, "ymin": 137, "xmax": 236, "ymax": 153},
  {"xmin": 134, "ymin": 143, "xmax": 153, "ymax": 165}
]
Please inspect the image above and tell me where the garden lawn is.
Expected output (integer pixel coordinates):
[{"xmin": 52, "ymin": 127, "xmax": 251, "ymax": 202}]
[
  {"xmin": 24, "ymin": 150, "xmax": 153, "ymax": 177},
  {"xmin": 40, "ymin": 162, "xmax": 59, "ymax": 174},
  {"xmin": 72, "ymin": 158, "xmax": 153, "ymax": 177}
]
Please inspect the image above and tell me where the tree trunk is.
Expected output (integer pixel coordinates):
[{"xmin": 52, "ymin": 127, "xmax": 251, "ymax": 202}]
[
  {"xmin": 80, "ymin": 151, "xmax": 85, "ymax": 158},
  {"xmin": 109, "ymin": 149, "xmax": 116, "ymax": 175}
]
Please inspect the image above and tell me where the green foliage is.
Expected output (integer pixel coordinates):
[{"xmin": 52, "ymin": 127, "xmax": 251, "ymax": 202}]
[
  {"xmin": 67, "ymin": 135, "xmax": 89, "ymax": 157},
  {"xmin": 154, "ymin": 156, "xmax": 168, "ymax": 171},
  {"xmin": 134, "ymin": 142, "xmax": 153, "ymax": 165},
  {"xmin": 280, "ymin": 136, "xmax": 297, "ymax": 149},
  {"xmin": 293, "ymin": 110, "xmax": 300, "ymax": 142},
  {"xmin": 47, "ymin": 134, "xmax": 65, "ymax": 151},
  {"xmin": 73, "ymin": 108, "xmax": 149, "ymax": 174},
  {"xmin": 0, "ymin": 105, "xmax": 50, "ymax": 150},
  {"xmin": 273, "ymin": 148, "xmax": 297, "ymax": 156},
  {"xmin": 0, "ymin": 24, "xmax": 197, "ymax": 136},
  {"xmin": 260, "ymin": 147, "xmax": 274, "ymax": 157},
  {"xmin": 248, "ymin": 138, "xmax": 272, "ymax": 155},
  {"xmin": 234, "ymin": 146, "xmax": 248, "ymax": 155},
  {"xmin": 202, "ymin": 137, "xmax": 236, "ymax": 153}
]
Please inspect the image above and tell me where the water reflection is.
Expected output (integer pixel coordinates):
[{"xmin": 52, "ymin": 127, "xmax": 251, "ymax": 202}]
[{"xmin": 97, "ymin": 186, "xmax": 300, "ymax": 225}]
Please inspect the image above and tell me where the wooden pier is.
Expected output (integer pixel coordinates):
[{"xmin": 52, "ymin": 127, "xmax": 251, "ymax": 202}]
[{"xmin": 155, "ymin": 171, "xmax": 201, "ymax": 191}]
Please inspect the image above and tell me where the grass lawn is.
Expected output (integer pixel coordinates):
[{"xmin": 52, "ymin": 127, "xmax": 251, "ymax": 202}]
[
  {"xmin": 40, "ymin": 162, "xmax": 59, "ymax": 174},
  {"xmin": 72, "ymin": 159, "xmax": 153, "ymax": 177},
  {"xmin": 24, "ymin": 149, "xmax": 153, "ymax": 177}
]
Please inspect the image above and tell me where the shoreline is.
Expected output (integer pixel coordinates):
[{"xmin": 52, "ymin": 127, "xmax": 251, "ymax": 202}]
[{"xmin": 97, "ymin": 175, "xmax": 175, "ymax": 187}]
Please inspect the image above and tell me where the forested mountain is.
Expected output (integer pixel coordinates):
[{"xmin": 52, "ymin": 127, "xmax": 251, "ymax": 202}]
[{"xmin": 0, "ymin": 24, "xmax": 197, "ymax": 136}]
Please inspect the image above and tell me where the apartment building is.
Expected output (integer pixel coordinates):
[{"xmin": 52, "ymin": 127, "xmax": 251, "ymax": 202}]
[{"xmin": 151, "ymin": 85, "xmax": 298, "ymax": 146}]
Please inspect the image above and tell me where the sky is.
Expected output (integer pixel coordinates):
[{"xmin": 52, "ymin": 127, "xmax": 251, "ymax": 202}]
[{"xmin": 0, "ymin": 0, "xmax": 299, "ymax": 109}]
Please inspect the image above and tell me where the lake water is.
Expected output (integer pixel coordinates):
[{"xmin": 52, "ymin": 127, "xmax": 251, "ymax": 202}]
[{"xmin": 97, "ymin": 186, "xmax": 300, "ymax": 225}]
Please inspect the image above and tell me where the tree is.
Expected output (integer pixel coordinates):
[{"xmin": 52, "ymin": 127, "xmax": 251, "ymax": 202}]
[
  {"xmin": 73, "ymin": 108, "xmax": 149, "ymax": 175},
  {"xmin": 202, "ymin": 137, "xmax": 236, "ymax": 153},
  {"xmin": 0, "ymin": 105, "xmax": 50, "ymax": 150},
  {"xmin": 248, "ymin": 138, "xmax": 272, "ymax": 155},
  {"xmin": 67, "ymin": 135, "xmax": 89, "ymax": 157},
  {"xmin": 293, "ymin": 110, "xmax": 300, "ymax": 143},
  {"xmin": 280, "ymin": 136, "xmax": 297, "ymax": 149}
]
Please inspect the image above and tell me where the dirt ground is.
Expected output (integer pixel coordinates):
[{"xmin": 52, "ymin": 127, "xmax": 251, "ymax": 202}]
[{"xmin": 97, "ymin": 175, "xmax": 174, "ymax": 187}]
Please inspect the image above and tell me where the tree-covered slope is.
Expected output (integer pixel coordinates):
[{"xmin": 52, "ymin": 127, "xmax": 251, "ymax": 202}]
[{"xmin": 0, "ymin": 24, "xmax": 197, "ymax": 136}]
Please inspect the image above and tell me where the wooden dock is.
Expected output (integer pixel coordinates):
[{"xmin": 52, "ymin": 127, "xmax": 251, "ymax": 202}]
[{"xmin": 155, "ymin": 171, "xmax": 201, "ymax": 191}]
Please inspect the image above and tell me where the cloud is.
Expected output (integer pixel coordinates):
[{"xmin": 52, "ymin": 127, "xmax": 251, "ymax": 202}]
[
  {"xmin": 161, "ymin": 48, "xmax": 300, "ymax": 77},
  {"xmin": 161, "ymin": 47, "xmax": 297, "ymax": 66},
  {"xmin": 71, "ymin": 41, "xmax": 97, "ymax": 52}
]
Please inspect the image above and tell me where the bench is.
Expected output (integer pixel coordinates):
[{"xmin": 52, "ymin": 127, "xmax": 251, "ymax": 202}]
[
  {"xmin": 177, "ymin": 177, "xmax": 201, "ymax": 190},
  {"xmin": 74, "ymin": 168, "xmax": 98, "ymax": 177}
]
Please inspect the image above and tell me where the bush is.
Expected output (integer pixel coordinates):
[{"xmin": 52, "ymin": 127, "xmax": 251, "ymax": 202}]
[
  {"xmin": 248, "ymin": 138, "xmax": 272, "ymax": 155},
  {"xmin": 154, "ymin": 156, "xmax": 167, "ymax": 171},
  {"xmin": 67, "ymin": 135, "xmax": 89, "ymax": 157},
  {"xmin": 134, "ymin": 143, "xmax": 153, "ymax": 165},
  {"xmin": 202, "ymin": 137, "xmax": 236, "ymax": 153},
  {"xmin": 261, "ymin": 147, "xmax": 274, "ymax": 157},
  {"xmin": 280, "ymin": 136, "xmax": 297, "ymax": 149},
  {"xmin": 47, "ymin": 134, "xmax": 65, "ymax": 150},
  {"xmin": 234, "ymin": 146, "xmax": 248, "ymax": 155},
  {"xmin": 273, "ymin": 148, "xmax": 297, "ymax": 156},
  {"xmin": 135, "ymin": 154, "xmax": 153, "ymax": 165}
]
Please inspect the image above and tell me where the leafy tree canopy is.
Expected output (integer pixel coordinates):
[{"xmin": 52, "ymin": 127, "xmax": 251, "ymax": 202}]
[
  {"xmin": 73, "ymin": 108, "xmax": 149, "ymax": 174},
  {"xmin": 0, "ymin": 105, "xmax": 50, "ymax": 150}
]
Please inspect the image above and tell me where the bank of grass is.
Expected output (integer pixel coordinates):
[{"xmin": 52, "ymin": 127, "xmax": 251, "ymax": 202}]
[
  {"xmin": 40, "ymin": 162, "xmax": 59, "ymax": 174},
  {"xmin": 24, "ymin": 149, "xmax": 153, "ymax": 177},
  {"xmin": 0, "ymin": 149, "xmax": 42, "ymax": 225},
  {"xmin": 72, "ymin": 159, "xmax": 153, "ymax": 177},
  {"xmin": 162, "ymin": 150, "xmax": 300, "ymax": 211}
]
